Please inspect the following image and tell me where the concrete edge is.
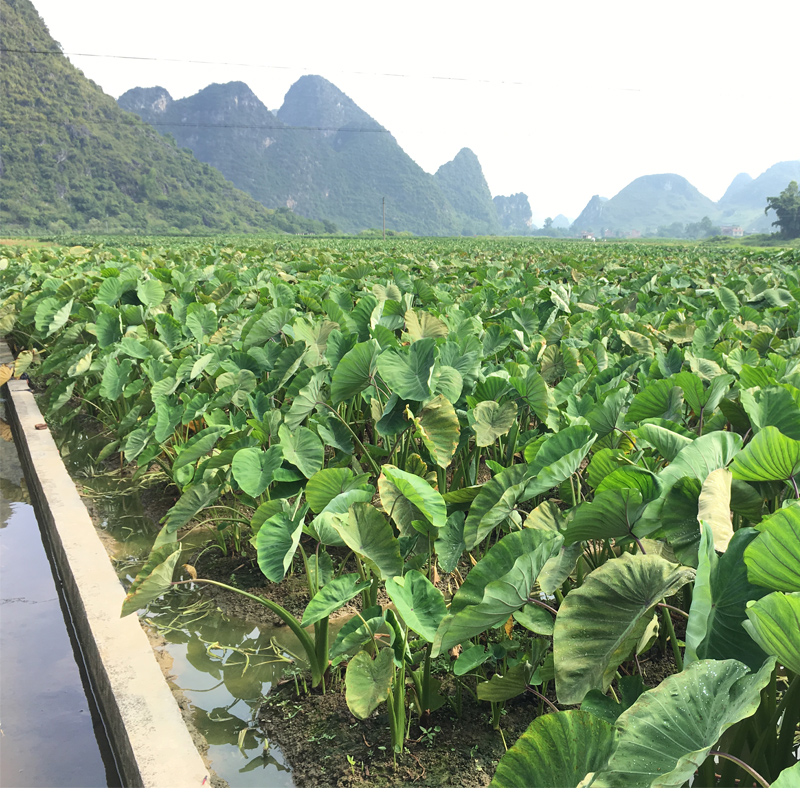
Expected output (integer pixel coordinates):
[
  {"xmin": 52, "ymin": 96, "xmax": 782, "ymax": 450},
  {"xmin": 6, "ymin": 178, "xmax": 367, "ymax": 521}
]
[{"xmin": 1, "ymin": 344, "xmax": 211, "ymax": 788}]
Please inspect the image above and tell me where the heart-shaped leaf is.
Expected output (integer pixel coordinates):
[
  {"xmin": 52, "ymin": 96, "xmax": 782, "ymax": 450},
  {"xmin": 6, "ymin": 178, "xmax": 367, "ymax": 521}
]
[
  {"xmin": 345, "ymin": 648, "xmax": 394, "ymax": 720},
  {"xmin": 279, "ymin": 424, "xmax": 324, "ymax": 478},
  {"xmin": 589, "ymin": 658, "xmax": 774, "ymax": 787},
  {"xmin": 472, "ymin": 400, "xmax": 517, "ymax": 447},
  {"xmin": 385, "ymin": 570, "xmax": 447, "ymax": 643},
  {"xmin": 731, "ymin": 426, "xmax": 800, "ymax": 482},
  {"xmin": 554, "ymin": 554, "xmax": 695, "ymax": 704},
  {"xmin": 376, "ymin": 337, "xmax": 436, "ymax": 401},
  {"xmin": 745, "ymin": 504, "xmax": 800, "ymax": 592},
  {"xmin": 380, "ymin": 465, "xmax": 446, "ymax": 527},
  {"xmin": 301, "ymin": 573, "xmax": 368, "ymax": 627},
  {"xmin": 232, "ymin": 446, "xmax": 283, "ymax": 497},
  {"xmin": 491, "ymin": 710, "xmax": 615, "ymax": 788}
]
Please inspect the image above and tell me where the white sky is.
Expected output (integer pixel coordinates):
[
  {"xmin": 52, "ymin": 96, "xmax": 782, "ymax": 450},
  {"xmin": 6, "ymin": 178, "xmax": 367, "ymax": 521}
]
[{"xmin": 31, "ymin": 0, "xmax": 800, "ymax": 224}]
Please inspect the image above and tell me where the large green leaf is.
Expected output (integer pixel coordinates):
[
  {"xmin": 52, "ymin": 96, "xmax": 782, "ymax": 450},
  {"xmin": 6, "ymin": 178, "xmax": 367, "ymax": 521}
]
[
  {"xmin": 743, "ymin": 592, "xmax": 800, "ymax": 673},
  {"xmin": 554, "ymin": 554, "xmax": 695, "ymax": 704},
  {"xmin": 657, "ymin": 430, "xmax": 743, "ymax": 490},
  {"xmin": 658, "ymin": 476, "xmax": 703, "ymax": 566},
  {"xmin": 304, "ymin": 468, "xmax": 373, "ymax": 515},
  {"xmin": 583, "ymin": 386, "xmax": 628, "ymax": 438},
  {"xmin": 283, "ymin": 372, "xmax": 327, "ymax": 429},
  {"xmin": 432, "ymin": 528, "xmax": 561, "ymax": 655},
  {"xmin": 773, "ymin": 761, "xmax": 800, "ymax": 788},
  {"xmin": 745, "ymin": 504, "xmax": 800, "ymax": 592},
  {"xmin": 674, "ymin": 372, "xmax": 733, "ymax": 417},
  {"xmin": 634, "ymin": 421, "xmax": 693, "ymax": 462},
  {"xmin": 580, "ymin": 674, "xmax": 648, "ymax": 725},
  {"xmin": 99, "ymin": 358, "xmax": 133, "ymax": 402},
  {"xmin": 412, "ymin": 394, "xmax": 460, "ymax": 468},
  {"xmin": 162, "ymin": 482, "xmax": 220, "ymax": 535},
  {"xmin": 330, "ymin": 339, "xmax": 380, "ymax": 405},
  {"xmin": 301, "ymin": 573, "xmax": 368, "ymax": 627},
  {"xmin": 684, "ymin": 523, "xmax": 769, "ymax": 671},
  {"xmin": 255, "ymin": 512, "xmax": 304, "ymax": 583},
  {"xmin": 385, "ymin": 571, "xmax": 447, "ymax": 643},
  {"xmin": 589, "ymin": 658, "xmax": 775, "ymax": 787},
  {"xmin": 345, "ymin": 648, "xmax": 394, "ymax": 720},
  {"xmin": 434, "ymin": 511, "xmax": 466, "ymax": 573},
  {"xmin": 730, "ymin": 426, "xmax": 800, "ymax": 482},
  {"xmin": 491, "ymin": 710, "xmax": 615, "ymax": 788},
  {"xmin": 172, "ymin": 425, "xmax": 229, "ymax": 470},
  {"xmin": 331, "ymin": 503, "xmax": 403, "ymax": 580},
  {"xmin": 231, "ymin": 446, "xmax": 283, "ymax": 497},
  {"xmin": 509, "ymin": 369, "xmax": 549, "ymax": 422},
  {"xmin": 376, "ymin": 337, "xmax": 436, "ymax": 401},
  {"xmin": 463, "ymin": 463, "xmax": 530, "ymax": 551},
  {"xmin": 740, "ymin": 385, "xmax": 800, "ymax": 440},
  {"xmin": 562, "ymin": 489, "xmax": 645, "ymax": 546},
  {"xmin": 524, "ymin": 426, "xmax": 597, "ymax": 499},
  {"xmin": 278, "ymin": 424, "xmax": 324, "ymax": 478},
  {"xmin": 380, "ymin": 465, "xmax": 446, "ymax": 527},
  {"xmin": 136, "ymin": 278, "xmax": 165, "ymax": 308},
  {"xmin": 477, "ymin": 659, "xmax": 537, "ymax": 702},
  {"xmin": 472, "ymin": 400, "xmax": 517, "ymax": 446},
  {"xmin": 35, "ymin": 296, "xmax": 73, "ymax": 336},
  {"xmin": 596, "ymin": 465, "xmax": 661, "ymax": 502},
  {"xmin": 625, "ymin": 379, "xmax": 684, "ymax": 424},
  {"xmin": 634, "ymin": 431, "xmax": 742, "ymax": 540},
  {"xmin": 120, "ymin": 543, "xmax": 181, "ymax": 617},
  {"xmin": 330, "ymin": 606, "xmax": 386, "ymax": 659}
]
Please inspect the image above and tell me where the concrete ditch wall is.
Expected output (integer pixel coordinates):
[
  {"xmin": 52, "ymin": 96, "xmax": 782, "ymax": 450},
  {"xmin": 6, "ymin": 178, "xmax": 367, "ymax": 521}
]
[{"xmin": 1, "ymin": 341, "xmax": 210, "ymax": 788}]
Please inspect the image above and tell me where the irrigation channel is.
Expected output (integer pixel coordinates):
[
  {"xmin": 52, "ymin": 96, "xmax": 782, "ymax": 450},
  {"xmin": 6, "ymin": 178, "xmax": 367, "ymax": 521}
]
[
  {"xmin": 51, "ymin": 416, "xmax": 299, "ymax": 788},
  {"xmin": 0, "ymin": 396, "xmax": 120, "ymax": 788}
]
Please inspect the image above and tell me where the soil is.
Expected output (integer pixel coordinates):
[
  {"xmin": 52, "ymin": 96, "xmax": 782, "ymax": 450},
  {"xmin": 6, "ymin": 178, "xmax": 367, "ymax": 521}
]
[
  {"xmin": 258, "ymin": 679, "xmax": 542, "ymax": 788},
  {"xmin": 256, "ymin": 643, "xmax": 680, "ymax": 789}
]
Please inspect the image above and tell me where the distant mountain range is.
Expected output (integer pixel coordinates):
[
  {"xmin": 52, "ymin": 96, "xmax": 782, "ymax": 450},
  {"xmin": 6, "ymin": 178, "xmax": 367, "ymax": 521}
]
[
  {"xmin": 118, "ymin": 78, "xmax": 528, "ymax": 236},
  {"xmin": 572, "ymin": 162, "xmax": 800, "ymax": 236},
  {"xmin": 1, "ymin": 0, "xmax": 794, "ymax": 238}
]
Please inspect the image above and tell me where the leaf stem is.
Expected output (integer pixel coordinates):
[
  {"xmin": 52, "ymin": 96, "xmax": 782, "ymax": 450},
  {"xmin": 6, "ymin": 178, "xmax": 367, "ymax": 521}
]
[
  {"xmin": 525, "ymin": 686, "xmax": 559, "ymax": 714},
  {"xmin": 657, "ymin": 602, "xmax": 689, "ymax": 619},
  {"xmin": 708, "ymin": 750, "xmax": 770, "ymax": 789},
  {"xmin": 526, "ymin": 597, "xmax": 558, "ymax": 617},
  {"xmin": 660, "ymin": 604, "xmax": 683, "ymax": 671}
]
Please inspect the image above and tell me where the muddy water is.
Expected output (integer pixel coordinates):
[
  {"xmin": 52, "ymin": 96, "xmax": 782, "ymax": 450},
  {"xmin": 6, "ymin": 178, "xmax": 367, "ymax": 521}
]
[
  {"xmin": 54, "ymin": 419, "xmax": 297, "ymax": 788},
  {"xmin": 0, "ymin": 401, "xmax": 120, "ymax": 788}
]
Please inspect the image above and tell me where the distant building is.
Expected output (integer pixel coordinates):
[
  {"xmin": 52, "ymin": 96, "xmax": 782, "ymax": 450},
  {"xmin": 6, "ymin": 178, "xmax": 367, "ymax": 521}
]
[
  {"xmin": 720, "ymin": 225, "xmax": 744, "ymax": 237},
  {"xmin": 627, "ymin": 230, "xmax": 642, "ymax": 239}
]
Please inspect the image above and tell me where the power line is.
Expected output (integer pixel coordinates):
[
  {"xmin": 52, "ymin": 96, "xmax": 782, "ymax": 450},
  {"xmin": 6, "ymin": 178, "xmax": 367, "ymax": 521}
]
[
  {"xmin": 0, "ymin": 47, "xmax": 643, "ymax": 92},
  {"xmin": 2, "ymin": 119, "xmax": 390, "ymax": 134}
]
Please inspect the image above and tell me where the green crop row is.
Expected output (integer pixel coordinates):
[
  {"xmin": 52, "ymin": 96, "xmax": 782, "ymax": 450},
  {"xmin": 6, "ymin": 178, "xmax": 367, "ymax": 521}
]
[{"xmin": 1, "ymin": 237, "xmax": 798, "ymax": 787}]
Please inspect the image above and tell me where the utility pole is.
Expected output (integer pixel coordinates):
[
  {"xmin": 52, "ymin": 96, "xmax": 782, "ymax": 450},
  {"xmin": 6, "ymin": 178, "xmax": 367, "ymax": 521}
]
[{"xmin": 382, "ymin": 197, "xmax": 386, "ymax": 241}]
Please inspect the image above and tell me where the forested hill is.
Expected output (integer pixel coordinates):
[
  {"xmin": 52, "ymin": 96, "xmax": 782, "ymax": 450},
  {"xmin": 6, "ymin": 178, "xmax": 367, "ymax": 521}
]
[
  {"xmin": 435, "ymin": 148, "xmax": 501, "ymax": 235},
  {"xmin": 0, "ymin": 0, "xmax": 327, "ymax": 234},
  {"xmin": 119, "ymin": 75, "xmax": 516, "ymax": 235},
  {"xmin": 572, "ymin": 163, "xmax": 800, "ymax": 237}
]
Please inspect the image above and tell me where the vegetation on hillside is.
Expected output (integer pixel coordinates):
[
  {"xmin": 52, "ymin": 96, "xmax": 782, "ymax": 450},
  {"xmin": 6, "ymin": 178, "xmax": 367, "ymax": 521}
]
[{"xmin": 0, "ymin": 0, "xmax": 328, "ymax": 236}]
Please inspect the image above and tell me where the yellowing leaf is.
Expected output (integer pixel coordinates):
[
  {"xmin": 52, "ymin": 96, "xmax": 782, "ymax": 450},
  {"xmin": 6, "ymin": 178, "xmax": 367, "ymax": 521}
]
[
  {"xmin": 697, "ymin": 468, "xmax": 734, "ymax": 552},
  {"xmin": 0, "ymin": 363, "xmax": 13, "ymax": 388}
]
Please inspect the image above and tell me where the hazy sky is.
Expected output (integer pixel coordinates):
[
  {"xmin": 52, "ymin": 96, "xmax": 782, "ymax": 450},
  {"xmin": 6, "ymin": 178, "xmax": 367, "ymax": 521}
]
[{"xmin": 31, "ymin": 0, "xmax": 799, "ymax": 224}]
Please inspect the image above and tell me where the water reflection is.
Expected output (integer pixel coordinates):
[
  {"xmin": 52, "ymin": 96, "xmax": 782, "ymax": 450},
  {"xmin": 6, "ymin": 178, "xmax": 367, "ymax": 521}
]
[
  {"xmin": 54, "ymin": 415, "xmax": 298, "ymax": 787},
  {"xmin": 143, "ymin": 592, "xmax": 296, "ymax": 787}
]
